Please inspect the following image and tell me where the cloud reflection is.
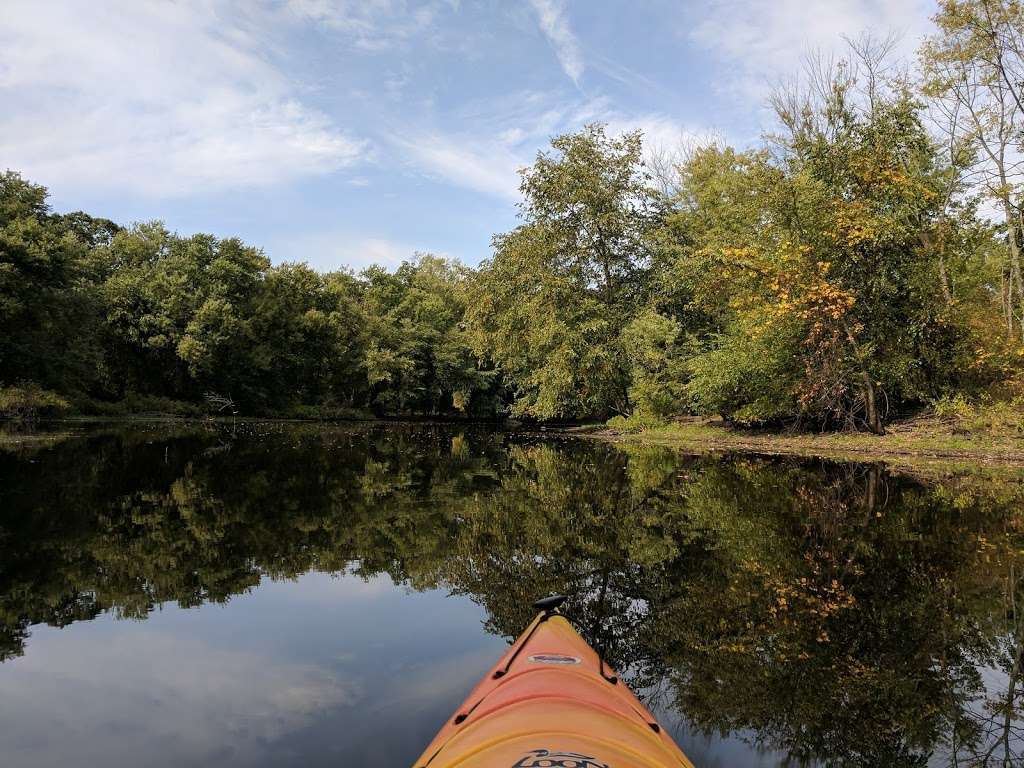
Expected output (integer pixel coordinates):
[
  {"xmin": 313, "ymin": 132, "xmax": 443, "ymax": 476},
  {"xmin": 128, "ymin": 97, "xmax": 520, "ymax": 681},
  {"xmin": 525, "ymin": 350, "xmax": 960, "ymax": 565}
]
[{"xmin": 0, "ymin": 628, "xmax": 351, "ymax": 766}]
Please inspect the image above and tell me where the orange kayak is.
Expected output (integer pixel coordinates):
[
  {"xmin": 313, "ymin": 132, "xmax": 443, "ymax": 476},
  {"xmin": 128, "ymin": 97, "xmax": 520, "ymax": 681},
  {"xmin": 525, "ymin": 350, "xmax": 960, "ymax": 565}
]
[{"xmin": 413, "ymin": 596, "xmax": 695, "ymax": 768}]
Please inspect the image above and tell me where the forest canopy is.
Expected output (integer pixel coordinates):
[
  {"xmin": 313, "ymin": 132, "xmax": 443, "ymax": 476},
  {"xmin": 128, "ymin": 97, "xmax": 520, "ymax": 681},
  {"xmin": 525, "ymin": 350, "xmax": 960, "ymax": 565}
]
[{"xmin": 2, "ymin": 4, "xmax": 1023, "ymax": 429}]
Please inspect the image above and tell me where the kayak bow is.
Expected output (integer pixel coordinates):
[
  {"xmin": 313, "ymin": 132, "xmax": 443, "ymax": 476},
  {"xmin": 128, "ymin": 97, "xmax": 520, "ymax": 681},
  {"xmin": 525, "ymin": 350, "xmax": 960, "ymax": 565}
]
[{"xmin": 413, "ymin": 596, "xmax": 695, "ymax": 768}]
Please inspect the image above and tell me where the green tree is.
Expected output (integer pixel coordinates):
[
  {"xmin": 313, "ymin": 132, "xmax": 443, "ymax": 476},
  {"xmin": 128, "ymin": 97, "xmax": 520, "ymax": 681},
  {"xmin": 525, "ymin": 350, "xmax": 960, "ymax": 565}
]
[
  {"xmin": 673, "ymin": 50, "xmax": 976, "ymax": 432},
  {"xmin": 619, "ymin": 309, "xmax": 687, "ymax": 417},
  {"xmin": 100, "ymin": 227, "xmax": 270, "ymax": 404},
  {"xmin": 0, "ymin": 171, "xmax": 105, "ymax": 395},
  {"xmin": 467, "ymin": 125, "xmax": 655, "ymax": 419},
  {"xmin": 361, "ymin": 255, "xmax": 494, "ymax": 415}
]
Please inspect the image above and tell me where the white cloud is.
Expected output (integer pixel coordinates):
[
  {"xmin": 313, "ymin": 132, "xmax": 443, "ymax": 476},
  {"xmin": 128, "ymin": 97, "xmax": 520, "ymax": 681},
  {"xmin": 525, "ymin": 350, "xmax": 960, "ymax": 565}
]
[
  {"xmin": 337, "ymin": 237, "xmax": 425, "ymax": 269},
  {"xmin": 0, "ymin": 1, "xmax": 367, "ymax": 197},
  {"xmin": 269, "ymin": 232, "xmax": 427, "ymax": 271},
  {"xmin": 606, "ymin": 114, "xmax": 720, "ymax": 157},
  {"xmin": 687, "ymin": 0, "xmax": 934, "ymax": 101},
  {"xmin": 529, "ymin": 0, "xmax": 585, "ymax": 84},
  {"xmin": 499, "ymin": 127, "xmax": 527, "ymax": 146},
  {"xmin": 261, "ymin": 571, "xmax": 398, "ymax": 602},
  {"xmin": 393, "ymin": 132, "xmax": 526, "ymax": 201}
]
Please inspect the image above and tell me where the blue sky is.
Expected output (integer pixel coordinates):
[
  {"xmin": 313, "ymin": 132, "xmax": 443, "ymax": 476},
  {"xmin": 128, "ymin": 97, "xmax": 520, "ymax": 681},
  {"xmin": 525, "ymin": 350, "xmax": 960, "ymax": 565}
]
[{"xmin": 2, "ymin": 0, "xmax": 935, "ymax": 271}]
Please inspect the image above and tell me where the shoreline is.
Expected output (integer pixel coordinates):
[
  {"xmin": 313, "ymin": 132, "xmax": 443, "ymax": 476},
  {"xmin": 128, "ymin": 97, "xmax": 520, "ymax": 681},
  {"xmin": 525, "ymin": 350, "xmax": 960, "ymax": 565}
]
[
  {"xmin": 5, "ymin": 415, "xmax": 1024, "ymax": 473},
  {"xmin": 580, "ymin": 419, "xmax": 1024, "ymax": 473}
]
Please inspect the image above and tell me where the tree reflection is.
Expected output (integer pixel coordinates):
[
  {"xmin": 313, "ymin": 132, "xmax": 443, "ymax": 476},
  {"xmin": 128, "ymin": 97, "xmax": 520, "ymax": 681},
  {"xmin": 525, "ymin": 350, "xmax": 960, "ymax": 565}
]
[{"xmin": 1, "ymin": 426, "xmax": 1022, "ymax": 765}]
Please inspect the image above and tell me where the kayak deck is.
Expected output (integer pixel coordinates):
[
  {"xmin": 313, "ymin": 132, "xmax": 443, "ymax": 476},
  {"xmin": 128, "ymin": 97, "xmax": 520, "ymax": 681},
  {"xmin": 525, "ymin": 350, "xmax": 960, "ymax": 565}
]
[{"xmin": 413, "ymin": 610, "xmax": 694, "ymax": 768}]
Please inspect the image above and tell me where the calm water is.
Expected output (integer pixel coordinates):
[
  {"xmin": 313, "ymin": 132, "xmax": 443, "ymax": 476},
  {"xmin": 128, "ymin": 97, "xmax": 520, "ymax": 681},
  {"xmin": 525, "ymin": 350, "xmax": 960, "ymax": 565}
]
[{"xmin": 1, "ymin": 423, "xmax": 1022, "ymax": 767}]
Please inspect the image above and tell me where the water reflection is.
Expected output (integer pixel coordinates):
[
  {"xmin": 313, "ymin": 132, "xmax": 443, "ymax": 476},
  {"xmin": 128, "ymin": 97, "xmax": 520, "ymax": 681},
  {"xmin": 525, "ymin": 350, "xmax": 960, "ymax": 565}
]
[{"xmin": 1, "ymin": 423, "xmax": 1022, "ymax": 766}]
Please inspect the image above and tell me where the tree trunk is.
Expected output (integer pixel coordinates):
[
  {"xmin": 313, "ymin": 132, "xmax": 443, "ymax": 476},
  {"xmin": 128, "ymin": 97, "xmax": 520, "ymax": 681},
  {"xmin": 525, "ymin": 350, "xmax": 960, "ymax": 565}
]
[
  {"xmin": 602, "ymin": 259, "xmax": 613, "ymax": 304},
  {"xmin": 863, "ymin": 465, "xmax": 882, "ymax": 516},
  {"xmin": 1001, "ymin": 198, "xmax": 1024, "ymax": 341},
  {"xmin": 938, "ymin": 253, "xmax": 953, "ymax": 305},
  {"xmin": 1004, "ymin": 270, "xmax": 1013, "ymax": 338},
  {"xmin": 1014, "ymin": 206, "xmax": 1024, "ymax": 339},
  {"xmin": 593, "ymin": 224, "xmax": 615, "ymax": 306},
  {"xmin": 860, "ymin": 370, "xmax": 884, "ymax": 435},
  {"xmin": 921, "ymin": 229, "xmax": 953, "ymax": 305},
  {"xmin": 843, "ymin": 321, "xmax": 884, "ymax": 435}
]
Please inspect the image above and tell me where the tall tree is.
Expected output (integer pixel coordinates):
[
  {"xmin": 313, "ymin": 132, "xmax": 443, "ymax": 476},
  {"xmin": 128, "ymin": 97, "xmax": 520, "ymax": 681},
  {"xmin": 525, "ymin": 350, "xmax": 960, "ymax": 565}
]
[
  {"xmin": 921, "ymin": 0, "xmax": 1024, "ymax": 340},
  {"xmin": 678, "ymin": 48, "xmax": 970, "ymax": 432},
  {"xmin": 467, "ymin": 125, "xmax": 655, "ymax": 419}
]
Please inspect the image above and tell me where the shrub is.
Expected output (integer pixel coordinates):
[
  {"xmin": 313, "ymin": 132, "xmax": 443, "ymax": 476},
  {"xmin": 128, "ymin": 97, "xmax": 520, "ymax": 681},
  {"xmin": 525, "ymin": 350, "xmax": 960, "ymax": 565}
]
[
  {"xmin": 931, "ymin": 392, "xmax": 974, "ymax": 421},
  {"xmin": 931, "ymin": 393, "xmax": 1024, "ymax": 435},
  {"xmin": 685, "ymin": 324, "xmax": 802, "ymax": 425},
  {"xmin": 0, "ymin": 383, "xmax": 70, "ymax": 420},
  {"xmin": 119, "ymin": 393, "xmax": 204, "ymax": 417},
  {"xmin": 70, "ymin": 393, "xmax": 204, "ymax": 417},
  {"xmin": 968, "ymin": 399, "xmax": 1024, "ymax": 436},
  {"xmin": 620, "ymin": 310, "xmax": 688, "ymax": 418}
]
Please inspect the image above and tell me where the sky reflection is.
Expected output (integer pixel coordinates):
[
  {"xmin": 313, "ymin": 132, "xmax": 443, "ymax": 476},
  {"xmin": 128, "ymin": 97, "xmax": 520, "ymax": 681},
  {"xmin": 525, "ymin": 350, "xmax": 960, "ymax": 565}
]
[{"xmin": 0, "ymin": 572, "xmax": 505, "ymax": 768}]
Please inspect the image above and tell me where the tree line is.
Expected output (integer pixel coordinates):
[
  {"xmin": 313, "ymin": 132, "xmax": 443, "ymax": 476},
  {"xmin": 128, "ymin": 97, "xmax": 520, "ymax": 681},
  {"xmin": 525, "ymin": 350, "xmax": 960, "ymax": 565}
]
[
  {"xmin": 0, "ymin": 182, "xmax": 496, "ymax": 418},
  {"xmin": 2, "ymin": 1, "xmax": 1023, "ymax": 430}
]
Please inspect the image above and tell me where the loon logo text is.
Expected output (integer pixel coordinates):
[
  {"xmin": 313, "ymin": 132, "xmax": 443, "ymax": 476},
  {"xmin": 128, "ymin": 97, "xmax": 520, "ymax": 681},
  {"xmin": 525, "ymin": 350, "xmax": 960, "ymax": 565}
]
[{"xmin": 512, "ymin": 749, "xmax": 611, "ymax": 768}]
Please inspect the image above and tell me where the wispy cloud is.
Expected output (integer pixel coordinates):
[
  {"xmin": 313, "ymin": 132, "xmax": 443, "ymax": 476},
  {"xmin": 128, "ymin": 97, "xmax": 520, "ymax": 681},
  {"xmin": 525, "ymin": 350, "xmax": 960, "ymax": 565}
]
[
  {"xmin": 0, "ymin": 1, "xmax": 367, "ymax": 197},
  {"xmin": 391, "ymin": 92, "xmax": 712, "ymax": 203},
  {"xmin": 528, "ymin": 0, "xmax": 584, "ymax": 84},
  {"xmin": 687, "ymin": 0, "xmax": 933, "ymax": 101},
  {"xmin": 392, "ymin": 132, "xmax": 526, "ymax": 201},
  {"xmin": 284, "ymin": 0, "xmax": 451, "ymax": 52},
  {"xmin": 336, "ymin": 237, "xmax": 426, "ymax": 269},
  {"xmin": 387, "ymin": 92, "xmax": 605, "ymax": 201}
]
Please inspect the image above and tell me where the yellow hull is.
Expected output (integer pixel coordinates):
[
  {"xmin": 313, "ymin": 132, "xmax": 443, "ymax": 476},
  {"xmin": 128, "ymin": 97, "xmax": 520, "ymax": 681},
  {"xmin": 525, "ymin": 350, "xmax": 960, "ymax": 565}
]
[{"xmin": 413, "ymin": 611, "xmax": 694, "ymax": 768}]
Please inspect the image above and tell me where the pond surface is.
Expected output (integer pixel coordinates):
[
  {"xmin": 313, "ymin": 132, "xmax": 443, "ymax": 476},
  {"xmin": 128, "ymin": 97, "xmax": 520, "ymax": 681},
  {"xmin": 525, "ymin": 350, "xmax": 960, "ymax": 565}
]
[{"xmin": 1, "ymin": 423, "xmax": 1023, "ymax": 767}]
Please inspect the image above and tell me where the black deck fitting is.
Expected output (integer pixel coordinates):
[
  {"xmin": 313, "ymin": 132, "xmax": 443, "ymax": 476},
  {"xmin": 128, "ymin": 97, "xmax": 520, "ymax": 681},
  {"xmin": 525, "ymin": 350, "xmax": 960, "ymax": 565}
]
[{"xmin": 532, "ymin": 594, "xmax": 568, "ymax": 614}]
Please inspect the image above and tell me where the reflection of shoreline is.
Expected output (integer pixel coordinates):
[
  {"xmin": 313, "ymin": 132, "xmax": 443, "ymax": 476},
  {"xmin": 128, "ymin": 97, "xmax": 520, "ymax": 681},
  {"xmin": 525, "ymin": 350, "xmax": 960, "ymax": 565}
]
[{"xmin": 1, "ymin": 424, "xmax": 1023, "ymax": 766}]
